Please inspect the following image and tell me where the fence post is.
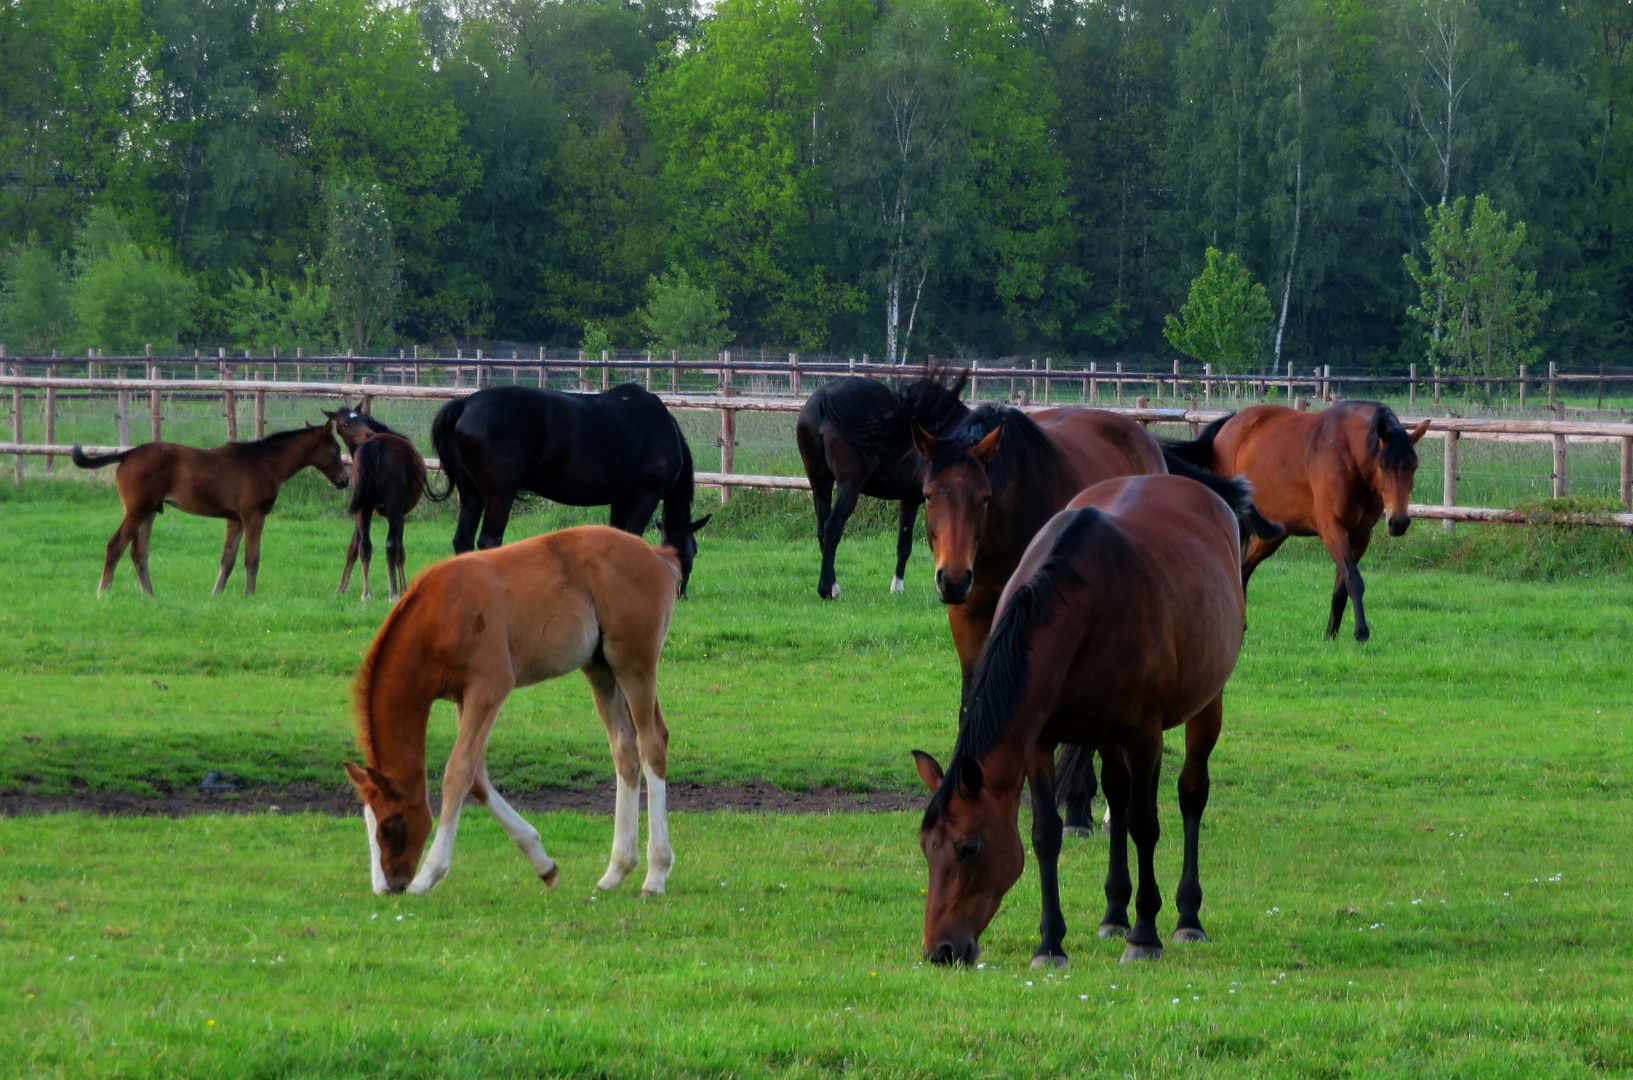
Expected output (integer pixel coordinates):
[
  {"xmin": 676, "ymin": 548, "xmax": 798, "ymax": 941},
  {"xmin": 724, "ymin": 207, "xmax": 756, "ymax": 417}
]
[
  {"xmin": 602, "ymin": 349, "xmax": 611, "ymax": 391},
  {"xmin": 1286, "ymin": 363, "xmax": 1295, "ymax": 403},
  {"xmin": 10, "ymin": 353, "xmax": 21, "ymax": 488},
  {"xmin": 1599, "ymin": 362, "xmax": 1606, "ymax": 411},
  {"xmin": 1434, "ymin": 365, "xmax": 1442, "ymax": 405},
  {"xmin": 1030, "ymin": 357, "xmax": 1039, "ymax": 402},
  {"xmin": 720, "ymin": 362, "xmax": 737, "ymax": 504},
  {"xmin": 1442, "ymin": 428, "xmax": 1459, "ymax": 533},
  {"xmin": 970, "ymin": 358, "xmax": 979, "ymax": 400},
  {"xmin": 1621, "ymin": 435, "xmax": 1632, "ymax": 512},
  {"xmin": 1295, "ymin": 396, "xmax": 1309, "ymax": 412},
  {"xmin": 220, "ymin": 350, "xmax": 238, "ymax": 442},
  {"xmin": 44, "ymin": 375, "xmax": 55, "ymax": 472},
  {"xmin": 645, "ymin": 351, "xmax": 653, "ymax": 392},
  {"xmin": 671, "ymin": 350, "xmax": 679, "ymax": 393},
  {"xmin": 1517, "ymin": 363, "xmax": 1527, "ymax": 410},
  {"xmin": 1547, "ymin": 361, "xmax": 1557, "ymax": 409},
  {"xmin": 1088, "ymin": 360, "xmax": 1097, "ymax": 405},
  {"xmin": 1134, "ymin": 395, "xmax": 1149, "ymax": 426},
  {"xmin": 1116, "ymin": 361, "xmax": 1124, "ymax": 406},
  {"xmin": 1552, "ymin": 405, "xmax": 1568, "ymax": 498},
  {"xmin": 117, "ymin": 352, "xmax": 131, "ymax": 448},
  {"xmin": 1043, "ymin": 357, "xmax": 1051, "ymax": 405},
  {"xmin": 538, "ymin": 346, "xmax": 547, "ymax": 389},
  {"xmin": 1408, "ymin": 362, "xmax": 1417, "ymax": 407},
  {"xmin": 254, "ymin": 371, "xmax": 266, "ymax": 439},
  {"xmin": 149, "ymin": 362, "xmax": 161, "ymax": 443},
  {"xmin": 1203, "ymin": 363, "xmax": 1212, "ymax": 407},
  {"xmin": 789, "ymin": 352, "xmax": 800, "ymax": 397}
]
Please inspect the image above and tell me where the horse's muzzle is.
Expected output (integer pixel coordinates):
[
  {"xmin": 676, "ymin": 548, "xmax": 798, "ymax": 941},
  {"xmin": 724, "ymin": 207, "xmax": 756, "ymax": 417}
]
[
  {"xmin": 1388, "ymin": 515, "xmax": 1410, "ymax": 537},
  {"xmin": 935, "ymin": 568, "xmax": 974, "ymax": 606},
  {"xmin": 927, "ymin": 938, "xmax": 980, "ymax": 966},
  {"xmin": 334, "ymin": 479, "xmax": 350, "ymax": 490}
]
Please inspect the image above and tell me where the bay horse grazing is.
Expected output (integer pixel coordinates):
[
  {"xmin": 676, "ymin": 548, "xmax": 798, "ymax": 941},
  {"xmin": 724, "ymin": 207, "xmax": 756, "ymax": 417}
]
[
  {"xmin": 795, "ymin": 370, "xmax": 970, "ymax": 598},
  {"xmin": 1164, "ymin": 402, "xmax": 1429, "ymax": 642},
  {"xmin": 431, "ymin": 384, "xmax": 710, "ymax": 595},
  {"xmin": 345, "ymin": 525, "xmax": 681, "ymax": 896},
  {"xmin": 913, "ymin": 473, "xmax": 1245, "ymax": 967},
  {"xmin": 322, "ymin": 401, "xmax": 428, "ymax": 602},
  {"xmin": 71, "ymin": 423, "xmax": 349, "ymax": 597}
]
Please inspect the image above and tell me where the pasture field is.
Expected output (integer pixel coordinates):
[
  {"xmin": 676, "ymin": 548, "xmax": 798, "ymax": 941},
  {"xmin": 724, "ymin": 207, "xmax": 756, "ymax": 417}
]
[{"xmin": 2, "ymin": 479, "xmax": 1632, "ymax": 1078}]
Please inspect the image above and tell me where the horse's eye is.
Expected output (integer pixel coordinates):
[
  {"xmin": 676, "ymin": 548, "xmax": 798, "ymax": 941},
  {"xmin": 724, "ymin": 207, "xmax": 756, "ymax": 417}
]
[{"xmin": 957, "ymin": 839, "xmax": 981, "ymax": 860}]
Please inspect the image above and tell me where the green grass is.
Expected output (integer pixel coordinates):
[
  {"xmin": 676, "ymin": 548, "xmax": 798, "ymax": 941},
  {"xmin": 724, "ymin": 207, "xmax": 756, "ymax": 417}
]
[{"xmin": 1, "ymin": 481, "xmax": 1631, "ymax": 1076}]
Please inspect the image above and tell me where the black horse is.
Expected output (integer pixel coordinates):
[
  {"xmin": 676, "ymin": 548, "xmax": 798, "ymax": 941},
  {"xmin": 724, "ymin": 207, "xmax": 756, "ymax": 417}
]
[
  {"xmin": 795, "ymin": 370, "xmax": 970, "ymax": 599},
  {"xmin": 323, "ymin": 401, "xmax": 427, "ymax": 603},
  {"xmin": 430, "ymin": 384, "xmax": 709, "ymax": 594}
]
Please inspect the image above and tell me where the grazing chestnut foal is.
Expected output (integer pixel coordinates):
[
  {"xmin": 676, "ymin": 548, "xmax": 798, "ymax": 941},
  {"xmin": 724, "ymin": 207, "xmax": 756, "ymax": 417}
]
[
  {"xmin": 914, "ymin": 474, "xmax": 1245, "ymax": 967},
  {"xmin": 1165, "ymin": 401, "xmax": 1429, "ymax": 641},
  {"xmin": 323, "ymin": 401, "xmax": 428, "ymax": 602},
  {"xmin": 346, "ymin": 526, "xmax": 681, "ymax": 896},
  {"xmin": 71, "ymin": 423, "xmax": 349, "ymax": 597}
]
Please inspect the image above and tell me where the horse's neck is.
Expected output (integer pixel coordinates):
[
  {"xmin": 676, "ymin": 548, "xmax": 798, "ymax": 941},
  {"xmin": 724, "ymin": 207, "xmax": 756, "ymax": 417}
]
[
  {"xmin": 267, "ymin": 433, "xmax": 321, "ymax": 480},
  {"xmin": 362, "ymin": 664, "xmax": 435, "ymax": 799}
]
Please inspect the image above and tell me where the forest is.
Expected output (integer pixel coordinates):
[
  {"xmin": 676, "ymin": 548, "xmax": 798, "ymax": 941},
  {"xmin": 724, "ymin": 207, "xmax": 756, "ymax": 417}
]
[{"xmin": 0, "ymin": 0, "xmax": 1628, "ymax": 373}]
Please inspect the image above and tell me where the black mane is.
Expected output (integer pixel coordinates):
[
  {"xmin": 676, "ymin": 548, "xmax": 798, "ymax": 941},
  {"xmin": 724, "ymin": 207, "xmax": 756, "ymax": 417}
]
[
  {"xmin": 816, "ymin": 367, "xmax": 970, "ymax": 454},
  {"xmin": 922, "ymin": 507, "xmax": 1104, "ymax": 829},
  {"xmin": 245, "ymin": 425, "xmax": 327, "ymax": 448},
  {"xmin": 1369, "ymin": 404, "xmax": 1417, "ymax": 470},
  {"xmin": 897, "ymin": 368, "xmax": 971, "ymax": 438}
]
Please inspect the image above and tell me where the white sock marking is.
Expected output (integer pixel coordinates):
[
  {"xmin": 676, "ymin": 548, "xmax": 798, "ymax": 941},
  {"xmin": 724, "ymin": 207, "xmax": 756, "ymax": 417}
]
[
  {"xmin": 483, "ymin": 786, "xmax": 557, "ymax": 882},
  {"xmin": 641, "ymin": 763, "xmax": 673, "ymax": 895},
  {"xmin": 890, "ymin": 576, "xmax": 905, "ymax": 593},
  {"xmin": 597, "ymin": 772, "xmax": 641, "ymax": 891}
]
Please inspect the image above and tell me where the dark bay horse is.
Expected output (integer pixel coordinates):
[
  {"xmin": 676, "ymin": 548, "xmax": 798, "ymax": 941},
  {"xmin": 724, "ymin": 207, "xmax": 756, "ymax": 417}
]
[
  {"xmin": 431, "ymin": 384, "xmax": 709, "ymax": 595},
  {"xmin": 913, "ymin": 474, "xmax": 1245, "ymax": 967},
  {"xmin": 346, "ymin": 526, "xmax": 680, "ymax": 896},
  {"xmin": 72, "ymin": 423, "xmax": 349, "ymax": 597},
  {"xmin": 1164, "ymin": 402, "xmax": 1429, "ymax": 642},
  {"xmin": 795, "ymin": 370, "xmax": 970, "ymax": 599},
  {"xmin": 323, "ymin": 402, "xmax": 428, "ymax": 602}
]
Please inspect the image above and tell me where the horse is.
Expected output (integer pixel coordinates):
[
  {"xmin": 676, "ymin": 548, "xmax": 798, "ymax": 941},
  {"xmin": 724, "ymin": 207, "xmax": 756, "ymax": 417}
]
[
  {"xmin": 1163, "ymin": 402, "xmax": 1429, "ymax": 642},
  {"xmin": 322, "ymin": 402, "xmax": 429, "ymax": 602},
  {"xmin": 345, "ymin": 525, "xmax": 681, "ymax": 896},
  {"xmin": 794, "ymin": 369, "xmax": 970, "ymax": 599},
  {"xmin": 431, "ymin": 384, "xmax": 710, "ymax": 595},
  {"xmin": 910, "ymin": 404, "xmax": 1277, "ymax": 835},
  {"xmin": 913, "ymin": 473, "xmax": 1246, "ymax": 967},
  {"xmin": 71, "ymin": 423, "xmax": 349, "ymax": 597}
]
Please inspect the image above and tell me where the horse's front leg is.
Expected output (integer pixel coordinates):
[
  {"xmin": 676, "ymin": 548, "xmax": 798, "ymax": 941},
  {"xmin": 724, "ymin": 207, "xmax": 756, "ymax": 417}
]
[
  {"xmin": 411, "ymin": 685, "xmax": 511, "ymax": 895},
  {"xmin": 1319, "ymin": 526, "xmax": 1367, "ymax": 642},
  {"xmin": 1174, "ymin": 696, "xmax": 1223, "ymax": 943},
  {"xmin": 1029, "ymin": 747, "xmax": 1068, "ymax": 968},
  {"xmin": 211, "ymin": 520, "xmax": 244, "ymax": 596},
  {"xmin": 891, "ymin": 497, "xmax": 920, "ymax": 593},
  {"xmin": 1098, "ymin": 749, "xmax": 1134, "ymax": 939},
  {"xmin": 817, "ymin": 481, "xmax": 862, "ymax": 599},
  {"xmin": 240, "ymin": 514, "xmax": 266, "ymax": 597},
  {"xmin": 471, "ymin": 764, "xmax": 558, "ymax": 887}
]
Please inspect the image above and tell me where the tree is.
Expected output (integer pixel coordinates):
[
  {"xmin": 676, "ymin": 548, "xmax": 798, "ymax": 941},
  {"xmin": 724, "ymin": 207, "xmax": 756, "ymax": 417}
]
[
  {"xmin": 224, "ymin": 270, "xmax": 335, "ymax": 355},
  {"xmin": 640, "ymin": 266, "xmax": 732, "ymax": 353},
  {"xmin": 0, "ymin": 241, "xmax": 74, "ymax": 351},
  {"xmin": 319, "ymin": 181, "xmax": 399, "ymax": 352},
  {"xmin": 1405, "ymin": 194, "xmax": 1549, "ymax": 382},
  {"xmin": 68, "ymin": 211, "xmax": 195, "ymax": 354},
  {"xmin": 1163, "ymin": 247, "xmax": 1273, "ymax": 372}
]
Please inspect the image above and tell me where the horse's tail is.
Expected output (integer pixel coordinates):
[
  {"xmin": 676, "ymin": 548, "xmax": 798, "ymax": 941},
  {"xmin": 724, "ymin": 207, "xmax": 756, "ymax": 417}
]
[
  {"xmin": 71, "ymin": 445, "xmax": 134, "ymax": 469},
  {"xmin": 1160, "ymin": 413, "xmax": 1232, "ymax": 469},
  {"xmin": 1055, "ymin": 742, "xmax": 1096, "ymax": 820},
  {"xmin": 1160, "ymin": 448, "xmax": 1285, "ymax": 542},
  {"xmin": 348, "ymin": 438, "xmax": 381, "ymax": 517},
  {"xmin": 423, "ymin": 398, "xmax": 464, "ymax": 504}
]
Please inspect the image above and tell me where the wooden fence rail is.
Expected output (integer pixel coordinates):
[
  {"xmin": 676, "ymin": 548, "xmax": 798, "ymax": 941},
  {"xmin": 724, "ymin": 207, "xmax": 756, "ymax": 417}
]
[{"xmin": 4, "ymin": 373, "xmax": 1631, "ymax": 520}]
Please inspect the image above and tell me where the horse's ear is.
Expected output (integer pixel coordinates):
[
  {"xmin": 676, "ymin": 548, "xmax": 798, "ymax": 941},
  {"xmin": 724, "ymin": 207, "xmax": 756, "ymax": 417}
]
[
  {"xmin": 912, "ymin": 750, "xmax": 944, "ymax": 792},
  {"xmin": 1408, "ymin": 419, "xmax": 1431, "ymax": 445},
  {"xmin": 958, "ymin": 757, "xmax": 984, "ymax": 798},
  {"xmin": 324, "ymin": 420, "xmax": 335, "ymax": 435},
  {"xmin": 1374, "ymin": 412, "xmax": 1392, "ymax": 443},
  {"xmin": 343, "ymin": 761, "xmax": 374, "ymax": 797},
  {"xmin": 910, "ymin": 420, "xmax": 937, "ymax": 460},
  {"xmin": 970, "ymin": 425, "xmax": 1003, "ymax": 466},
  {"xmin": 690, "ymin": 514, "xmax": 712, "ymax": 534}
]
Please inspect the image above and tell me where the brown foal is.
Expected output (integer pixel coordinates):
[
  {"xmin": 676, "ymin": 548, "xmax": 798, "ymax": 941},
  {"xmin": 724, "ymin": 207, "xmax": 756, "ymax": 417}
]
[
  {"xmin": 914, "ymin": 474, "xmax": 1245, "ymax": 967},
  {"xmin": 346, "ymin": 526, "xmax": 681, "ymax": 896},
  {"xmin": 1168, "ymin": 402, "xmax": 1429, "ymax": 641},
  {"xmin": 322, "ymin": 403, "xmax": 428, "ymax": 602},
  {"xmin": 72, "ymin": 423, "xmax": 349, "ymax": 597}
]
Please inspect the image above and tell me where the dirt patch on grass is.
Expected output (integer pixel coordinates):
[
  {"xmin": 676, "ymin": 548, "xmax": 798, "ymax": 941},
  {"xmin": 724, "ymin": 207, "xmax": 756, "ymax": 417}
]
[{"xmin": 0, "ymin": 781, "xmax": 925, "ymax": 818}]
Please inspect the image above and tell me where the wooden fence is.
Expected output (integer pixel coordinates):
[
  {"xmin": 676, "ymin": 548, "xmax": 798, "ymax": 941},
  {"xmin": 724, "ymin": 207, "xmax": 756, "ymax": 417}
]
[{"xmin": 3, "ymin": 369, "xmax": 1632, "ymax": 527}]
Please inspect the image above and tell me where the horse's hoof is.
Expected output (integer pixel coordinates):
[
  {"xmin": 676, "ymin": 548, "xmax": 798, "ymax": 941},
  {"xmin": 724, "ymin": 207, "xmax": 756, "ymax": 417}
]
[
  {"xmin": 540, "ymin": 865, "xmax": 560, "ymax": 888},
  {"xmin": 1172, "ymin": 927, "xmax": 1208, "ymax": 944},
  {"xmin": 1120, "ymin": 943, "xmax": 1163, "ymax": 963},
  {"xmin": 830, "ymin": 582, "xmax": 840, "ymax": 599},
  {"xmin": 1062, "ymin": 825, "xmax": 1096, "ymax": 839},
  {"xmin": 640, "ymin": 886, "xmax": 665, "ymax": 898},
  {"xmin": 1355, "ymin": 630, "xmax": 1370, "ymax": 644},
  {"xmin": 1098, "ymin": 922, "xmax": 1130, "ymax": 939},
  {"xmin": 889, "ymin": 576, "xmax": 905, "ymax": 593},
  {"xmin": 1030, "ymin": 952, "xmax": 1069, "ymax": 969}
]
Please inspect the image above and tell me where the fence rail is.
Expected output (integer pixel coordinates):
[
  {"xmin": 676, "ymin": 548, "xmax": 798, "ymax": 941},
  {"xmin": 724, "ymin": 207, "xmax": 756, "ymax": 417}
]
[{"xmin": 4, "ymin": 371, "xmax": 1631, "ymax": 523}]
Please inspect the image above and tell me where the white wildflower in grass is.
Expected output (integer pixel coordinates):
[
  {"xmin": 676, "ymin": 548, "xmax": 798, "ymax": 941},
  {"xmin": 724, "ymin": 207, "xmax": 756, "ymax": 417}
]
[{"xmin": 1080, "ymin": 995, "xmax": 1088, "ymax": 1001}]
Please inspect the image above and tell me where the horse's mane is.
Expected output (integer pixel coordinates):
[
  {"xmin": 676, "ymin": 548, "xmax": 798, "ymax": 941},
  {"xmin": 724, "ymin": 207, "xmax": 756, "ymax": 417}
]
[
  {"xmin": 896, "ymin": 367, "xmax": 971, "ymax": 438},
  {"xmin": 816, "ymin": 366, "xmax": 970, "ymax": 452},
  {"xmin": 923, "ymin": 508, "xmax": 1102, "ymax": 828},
  {"xmin": 1368, "ymin": 404, "xmax": 1418, "ymax": 470},
  {"xmin": 247, "ymin": 425, "xmax": 327, "ymax": 448},
  {"xmin": 358, "ymin": 413, "xmax": 400, "ymax": 437},
  {"xmin": 349, "ymin": 586, "xmax": 423, "ymax": 768}
]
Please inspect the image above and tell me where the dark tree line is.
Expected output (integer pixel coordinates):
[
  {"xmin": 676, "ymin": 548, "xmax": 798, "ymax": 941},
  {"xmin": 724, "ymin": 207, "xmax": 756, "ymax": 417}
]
[{"xmin": 1, "ymin": 0, "xmax": 1627, "ymax": 370}]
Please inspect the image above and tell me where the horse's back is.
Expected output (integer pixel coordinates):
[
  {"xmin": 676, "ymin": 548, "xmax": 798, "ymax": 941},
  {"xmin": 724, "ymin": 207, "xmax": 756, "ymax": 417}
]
[{"xmin": 1035, "ymin": 407, "xmax": 1167, "ymax": 486}]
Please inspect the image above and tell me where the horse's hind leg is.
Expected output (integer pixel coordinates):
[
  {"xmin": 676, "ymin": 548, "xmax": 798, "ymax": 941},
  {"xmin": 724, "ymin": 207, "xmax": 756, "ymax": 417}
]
[
  {"xmin": 411, "ymin": 683, "xmax": 513, "ymax": 895},
  {"xmin": 1057, "ymin": 743, "xmax": 1098, "ymax": 838},
  {"xmin": 1174, "ymin": 696, "xmax": 1223, "ymax": 944},
  {"xmin": 211, "ymin": 520, "xmax": 244, "ymax": 596},
  {"xmin": 585, "ymin": 664, "xmax": 643, "ymax": 891},
  {"xmin": 1120, "ymin": 726, "xmax": 1166, "ymax": 962},
  {"xmin": 452, "ymin": 490, "xmax": 483, "ymax": 554},
  {"xmin": 891, "ymin": 498, "xmax": 920, "ymax": 593},
  {"xmin": 476, "ymin": 492, "xmax": 515, "ymax": 550},
  {"xmin": 385, "ymin": 508, "xmax": 406, "ymax": 602},
  {"xmin": 624, "ymin": 678, "xmax": 673, "ymax": 896},
  {"xmin": 817, "ymin": 481, "xmax": 862, "ymax": 600},
  {"xmin": 355, "ymin": 507, "xmax": 375, "ymax": 601},
  {"xmin": 131, "ymin": 516, "xmax": 155, "ymax": 596},
  {"xmin": 99, "ymin": 511, "xmax": 145, "ymax": 596},
  {"xmin": 1028, "ymin": 746, "xmax": 1069, "ymax": 968},
  {"xmin": 337, "ymin": 519, "xmax": 362, "ymax": 596},
  {"xmin": 1098, "ymin": 749, "xmax": 1134, "ymax": 938},
  {"xmin": 240, "ymin": 514, "xmax": 266, "ymax": 597},
  {"xmin": 1320, "ymin": 525, "xmax": 1369, "ymax": 642}
]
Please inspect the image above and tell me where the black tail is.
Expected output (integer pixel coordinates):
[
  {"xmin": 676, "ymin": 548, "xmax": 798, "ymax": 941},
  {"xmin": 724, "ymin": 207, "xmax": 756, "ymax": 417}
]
[
  {"xmin": 1055, "ymin": 742, "xmax": 1097, "ymax": 822},
  {"xmin": 1160, "ymin": 446, "xmax": 1285, "ymax": 542},
  {"xmin": 424, "ymin": 399, "xmax": 464, "ymax": 503},
  {"xmin": 71, "ymin": 445, "xmax": 134, "ymax": 469},
  {"xmin": 348, "ymin": 439, "xmax": 381, "ymax": 517},
  {"xmin": 1161, "ymin": 413, "xmax": 1232, "ymax": 469}
]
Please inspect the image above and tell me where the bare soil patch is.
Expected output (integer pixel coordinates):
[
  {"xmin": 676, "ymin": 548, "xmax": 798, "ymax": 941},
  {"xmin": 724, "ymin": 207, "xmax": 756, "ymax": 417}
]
[{"xmin": 0, "ymin": 781, "xmax": 923, "ymax": 818}]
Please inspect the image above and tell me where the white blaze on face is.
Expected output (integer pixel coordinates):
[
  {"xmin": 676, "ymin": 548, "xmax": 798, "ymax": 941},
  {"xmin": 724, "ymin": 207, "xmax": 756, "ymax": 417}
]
[{"xmin": 363, "ymin": 804, "xmax": 389, "ymax": 896}]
